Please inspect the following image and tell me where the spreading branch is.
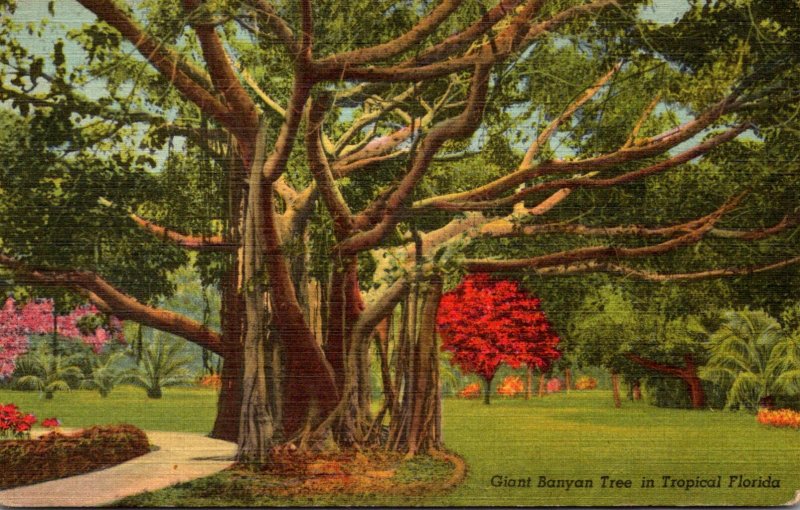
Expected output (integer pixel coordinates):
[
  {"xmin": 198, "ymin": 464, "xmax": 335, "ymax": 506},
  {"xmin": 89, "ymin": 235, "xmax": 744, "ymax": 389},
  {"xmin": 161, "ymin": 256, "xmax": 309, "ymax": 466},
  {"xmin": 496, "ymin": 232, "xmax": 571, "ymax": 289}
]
[
  {"xmin": 76, "ymin": 0, "xmax": 241, "ymax": 147},
  {"xmin": 306, "ymin": 96, "xmax": 354, "ymax": 237},
  {"xmin": 0, "ymin": 255, "xmax": 224, "ymax": 355},
  {"xmin": 318, "ymin": 0, "xmax": 464, "ymax": 67},
  {"xmin": 463, "ymin": 194, "xmax": 741, "ymax": 272},
  {"xmin": 337, "ymin": 64, "xmax": 493, "ymax": 254},
  {"xmin": 311, "ymin": 0, "xmax": 617, "ymax": 83},
  {"xmin": 418, "ymin": 121, "xmax": 747, "ymax": 211}
]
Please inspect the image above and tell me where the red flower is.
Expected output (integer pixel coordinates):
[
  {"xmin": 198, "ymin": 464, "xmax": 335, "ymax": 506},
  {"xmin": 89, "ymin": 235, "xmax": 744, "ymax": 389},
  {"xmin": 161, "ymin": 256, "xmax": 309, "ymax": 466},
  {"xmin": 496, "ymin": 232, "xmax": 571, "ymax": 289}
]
[{"xmin": 42, "ymin": 417, "xmax": 60, "ymax": 428}]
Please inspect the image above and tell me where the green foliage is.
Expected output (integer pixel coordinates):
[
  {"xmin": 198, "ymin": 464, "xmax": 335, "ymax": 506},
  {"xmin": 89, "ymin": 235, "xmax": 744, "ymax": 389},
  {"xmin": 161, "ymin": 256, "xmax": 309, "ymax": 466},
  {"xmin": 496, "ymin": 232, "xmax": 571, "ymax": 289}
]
[
  {"xmin": 700, "ymin": 309, "xmax": 800, "ymax": 411},
  {"xmin": 13, "ymin": 345, "xmax": 83, "ymax": 399},
  {"xmin": 80, "ymin": 351, "xmax": 128, "ymax": 398},
  {"xmin": 125, "ymin": 334, "xmax": 195, "ymax": 399}
]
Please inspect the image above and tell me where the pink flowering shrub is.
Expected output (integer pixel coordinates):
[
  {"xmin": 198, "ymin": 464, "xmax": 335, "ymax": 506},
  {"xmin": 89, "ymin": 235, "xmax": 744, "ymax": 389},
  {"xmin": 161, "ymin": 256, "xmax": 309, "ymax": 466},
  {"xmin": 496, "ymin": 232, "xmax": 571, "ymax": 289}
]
[
  {"xmin": 0, "ymin": 298, "xmax": 124, "ymax": 378},
  {"xmin": 546, "ymin": 377, "xmax": 564, "ymax": 393}
]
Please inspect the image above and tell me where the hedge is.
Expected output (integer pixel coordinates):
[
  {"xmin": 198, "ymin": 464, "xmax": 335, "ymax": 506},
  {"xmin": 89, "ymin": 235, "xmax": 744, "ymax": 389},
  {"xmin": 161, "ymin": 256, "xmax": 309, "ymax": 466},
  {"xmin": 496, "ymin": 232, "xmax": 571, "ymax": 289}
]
[{"xmin": 0, "ymin": 424, "xmax": 150, "ymax": 489}]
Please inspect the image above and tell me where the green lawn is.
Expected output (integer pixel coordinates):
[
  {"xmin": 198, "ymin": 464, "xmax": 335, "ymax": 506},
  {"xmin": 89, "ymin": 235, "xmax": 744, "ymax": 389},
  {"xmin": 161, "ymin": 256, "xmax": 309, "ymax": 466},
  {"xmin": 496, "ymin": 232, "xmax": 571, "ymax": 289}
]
[
  {"xmin": 0, "ymin": 385, "xmax": 217, "ymax": 433},
  {"xmin": 2, "ymin": 387, "xmax": 798, "ymax": 506}
]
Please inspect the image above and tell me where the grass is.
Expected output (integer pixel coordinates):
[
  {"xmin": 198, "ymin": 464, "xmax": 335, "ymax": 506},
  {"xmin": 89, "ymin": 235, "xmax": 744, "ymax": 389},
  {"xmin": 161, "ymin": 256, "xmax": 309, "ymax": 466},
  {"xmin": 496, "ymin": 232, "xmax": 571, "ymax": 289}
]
[
  {"xmin": 0, "ymin": 385, "xmax": 216, "ymax": 434},
  {"xmin": 2, "ymin": 386, "xmax": 799, "ymax": 506}
]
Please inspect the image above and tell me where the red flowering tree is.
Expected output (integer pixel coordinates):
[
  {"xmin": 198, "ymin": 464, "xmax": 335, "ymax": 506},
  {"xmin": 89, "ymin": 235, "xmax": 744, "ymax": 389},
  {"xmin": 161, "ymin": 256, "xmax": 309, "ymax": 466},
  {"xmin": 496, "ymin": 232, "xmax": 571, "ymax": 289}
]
[{"xmin": 437, "ymin": 274, "xmax": 561, "ymax": 404}]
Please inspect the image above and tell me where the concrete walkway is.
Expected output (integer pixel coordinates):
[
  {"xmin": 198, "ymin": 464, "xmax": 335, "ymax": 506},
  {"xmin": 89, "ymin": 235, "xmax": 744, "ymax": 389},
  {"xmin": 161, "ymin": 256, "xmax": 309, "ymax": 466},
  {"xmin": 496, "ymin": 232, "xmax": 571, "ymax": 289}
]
[{"xmin": 0, "ymin": 431, "xmax": 237, "ymax": 507}]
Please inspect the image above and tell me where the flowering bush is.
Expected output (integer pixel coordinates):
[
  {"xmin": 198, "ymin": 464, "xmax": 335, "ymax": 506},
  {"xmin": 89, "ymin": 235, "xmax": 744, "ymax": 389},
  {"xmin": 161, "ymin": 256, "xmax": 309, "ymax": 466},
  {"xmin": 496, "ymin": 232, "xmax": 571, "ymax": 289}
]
[
  {"xmin": 0, "ymin": 298, "xmax": 124, "ymax": 378},
  {"xmin": 497, "ymin": 376, "xmax": 524, "ymax": 397},
  {"xmin": 575, "ymin": 376, "xmax": 598, "ymax": 390},
  {"xmin": 757, "ymin": 408, "xmax": 800, "ymax": 429},
  {"xmin": 546, "ymin": 377, "xmax": 563, "ymax": 393},
  {"xmin": 198, "ymin": 374, "xmax": 222, "ymax": 389},
  {"xmin": 0, "ymin": 403, "xmax": 37, "ymax": 439},
  {"xmin": 458, "ymin": 383, "xmax": 481, "ymax": 399},
  {"xmin": 42, "ymin": 417, "xmax": 61, "ymax": 429}
]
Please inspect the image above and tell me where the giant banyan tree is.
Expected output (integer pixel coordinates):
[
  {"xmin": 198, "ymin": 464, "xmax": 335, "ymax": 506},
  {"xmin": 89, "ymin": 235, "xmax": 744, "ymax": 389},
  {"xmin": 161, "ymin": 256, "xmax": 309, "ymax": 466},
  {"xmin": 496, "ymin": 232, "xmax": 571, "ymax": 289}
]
[{"xmin": 1, "ymin": 0, "xmax": 799, "ymax": 463}]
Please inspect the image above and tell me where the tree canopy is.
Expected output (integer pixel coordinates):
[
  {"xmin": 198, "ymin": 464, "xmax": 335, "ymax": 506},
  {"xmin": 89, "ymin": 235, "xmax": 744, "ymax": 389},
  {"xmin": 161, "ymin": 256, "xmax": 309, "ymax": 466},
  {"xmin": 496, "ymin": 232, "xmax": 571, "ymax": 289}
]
[{"xmin": 1, "ymin": 0, "xmax": 799, "ymax": 461}]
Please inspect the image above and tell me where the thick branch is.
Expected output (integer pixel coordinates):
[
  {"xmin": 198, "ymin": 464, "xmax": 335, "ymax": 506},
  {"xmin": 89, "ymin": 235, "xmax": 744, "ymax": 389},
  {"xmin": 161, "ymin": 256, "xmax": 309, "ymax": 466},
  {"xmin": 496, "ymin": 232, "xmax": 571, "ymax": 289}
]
[
  {"xmin": 311, "ymin": 0, "xmax": 617, "ymax": 83},
  {"xmin": 306, "ymin": 96, "xmax": 354, "ymax": 237},
  {"xmin": 479, "ymin": 197, "xmax": 798, "ymax": 241},
  {"xmin": 463, "ymin": 195, "xmax": 740, "ymax": 272},
  {"xmin": 402, "ymin": 0, "xmax": 523, "ymax": 67},
  {"xmin": 76, "ymin": 0, "xmax": 235, "ymax": 141},
  {"xmin": 243, "ymin": 0, "xmax": 301, "ymax": 58},
  {"xmin": 0, "ymin": 255, "xmax": 224, "ymax": 355},
  {"xmin": 625, "ymin": 354, "xmax": 685, "ymax": 377},
  {"xmin": 183, "ymin": 0, "xmax": 260, "ymax": 145},
  {"xmin": 333, "ymin": 84, "xmax": 420, "ymax": 155},
  {"xmin": 128, "ymin": 212, "xmax": 236, "ymax": 252},
  {"xmin": 352, "ymin": 277, "xmax": 410, "ymax": 348},
  {"xmin": 522, "ymin": 62, "xmax": 621, "ymax": 168},
  {"xmin": 534, "ymin": 256, "xmax": 800, "ymax": 281},
  {"xmin": 318, "ymin": 0, "xmax": 464, "ymax": 66},
  {"xmin": 337, "ymin": 64, "xmax": 493, "ymax": 254},
  {"xmin": 419, "ymin": 123, "xmax": 747, "ymax": 211},
  {"xmin": 262, "ymin": 79, "xmax": 310, "ymax": 182}
]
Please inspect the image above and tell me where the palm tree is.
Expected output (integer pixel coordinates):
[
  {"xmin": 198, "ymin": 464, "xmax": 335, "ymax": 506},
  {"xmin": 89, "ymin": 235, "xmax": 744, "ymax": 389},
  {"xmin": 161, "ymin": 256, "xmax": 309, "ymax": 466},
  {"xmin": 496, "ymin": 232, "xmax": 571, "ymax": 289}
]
[
  {"xmin": 700, "ymin": 309, "xmax": 800, "ymax": 411},
  {"xmin": 14, "ymin": 345, "xmax": 83, "ymax": 399},
  {"xmin": 81, "ymin": 351, "xmax": 127, "ymax": 397},
  {"xmin": 125, "ymin": 334, "xmax": 194, "ymax": 399}
]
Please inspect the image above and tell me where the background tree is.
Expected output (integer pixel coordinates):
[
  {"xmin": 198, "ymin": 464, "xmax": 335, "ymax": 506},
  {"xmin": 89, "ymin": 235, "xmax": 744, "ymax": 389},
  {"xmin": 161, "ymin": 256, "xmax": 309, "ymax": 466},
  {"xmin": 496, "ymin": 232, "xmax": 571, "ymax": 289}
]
[
  {"xmin": 700, "ymin": 309, "xmax": 800, "ymax": 411},
  {"xmin": 437, "ymin": 274, "xmax": 560, "ymax": 404},
  {"xmin": 1, "ymin": 0, "xmax": 800, "ymax": 463}
]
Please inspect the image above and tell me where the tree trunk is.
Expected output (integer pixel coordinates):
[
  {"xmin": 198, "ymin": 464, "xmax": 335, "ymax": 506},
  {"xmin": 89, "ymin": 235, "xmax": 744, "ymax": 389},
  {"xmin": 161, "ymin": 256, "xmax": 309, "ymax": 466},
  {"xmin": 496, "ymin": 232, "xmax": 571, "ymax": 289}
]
[
  {"xmin": 537, "ymin": 371, "xmax": 546, "ymax": 397},
  {"xmin": 325, "ymin": 258, "xmax": 360, "ymax": 391},
  {"xmin": 565, "ymin": 368, "xmax": 572, "ymax": 395},
  {"xmin": 236, "ymin": 148, "xmax": 274, "ymax": 463},
  {"xmin": 388, "ymin": 278, "xmax": 443, "ymax": 455},
  {"xmin": 483, "ymin": 377, "xmax": 492, "ymax": 405},
  {"xmin": 624, "ymin": 353, "xmax": 705, "ymax": 410},
  {"xmin": 211, "ymin": 137, "xmax": 246, "ymax": 442},
  {"xmin": 211, "ymin": 342, "xmax": 243, "ymax": 441},
  {"xmin": 525, "ymin": 365, "xmax": 532, "ymax": 400},
  {"xmin": 682, "ymin": 356, "xmax": 705, "ymax": 409},
  {"xmin": 611, "ymin": 372, "xmax": 622, "ymax": 408}
]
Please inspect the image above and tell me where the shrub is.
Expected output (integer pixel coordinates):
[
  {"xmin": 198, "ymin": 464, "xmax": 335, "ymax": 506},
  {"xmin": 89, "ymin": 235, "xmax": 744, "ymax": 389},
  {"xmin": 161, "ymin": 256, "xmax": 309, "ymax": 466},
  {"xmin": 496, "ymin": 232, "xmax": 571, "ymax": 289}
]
[
  {"xmin": 575, "ymin": 376, "xmax": 598, "ymax": 390},
  {"xmin": 757, "ymin": 408, "xmax": 800, "ymax": 429},
  {"xmin": 546, "ymin": 377, "xmax": 563, "ymax": 393},
  {"xmin": 0, "ymin": 424, "xmax": 150, "ymax": 489},
  {"xmin": 497, "ymin": 376, "xmax": 524, "ymax": 397},
  {"xmin": 198, "ymin": 373, "xmax": 222, "ymax": 389},
  {"xmin": 0, "ymin": 403, "xmax": 37, "ymax": 439},
  {"xmin": 458, "ymin": 383, "xmax": 481, "ymax": 399}
]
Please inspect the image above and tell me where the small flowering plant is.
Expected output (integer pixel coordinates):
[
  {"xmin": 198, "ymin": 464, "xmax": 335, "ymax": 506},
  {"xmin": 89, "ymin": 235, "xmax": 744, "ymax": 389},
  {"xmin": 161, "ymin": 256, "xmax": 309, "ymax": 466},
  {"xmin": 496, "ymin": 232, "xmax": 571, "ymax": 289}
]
[
  {"xmin": 42, "ymin": 417, "xmax": 61, "ymax": 429},
  {"xmin": 458, "ymin": 383, "xmax": 481, "ymax": 399},
  {"xmin": 497, "ymin": 376, "xmax": 524, "ymax": 397},
  {"xmin": 0, "ymin": 403, "xmax": 38, "ymax": 439},
  {"xmin": 757, "ymin": 408, "xmax": 800, "ymax": 429}
]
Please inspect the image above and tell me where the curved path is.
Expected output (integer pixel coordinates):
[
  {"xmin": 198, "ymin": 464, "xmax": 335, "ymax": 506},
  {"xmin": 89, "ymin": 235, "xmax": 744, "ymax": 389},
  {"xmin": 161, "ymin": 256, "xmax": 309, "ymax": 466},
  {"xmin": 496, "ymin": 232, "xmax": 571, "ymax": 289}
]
[{"xmin": 0, "ymin": 431, "xmax": 237, "ymax": 507}]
